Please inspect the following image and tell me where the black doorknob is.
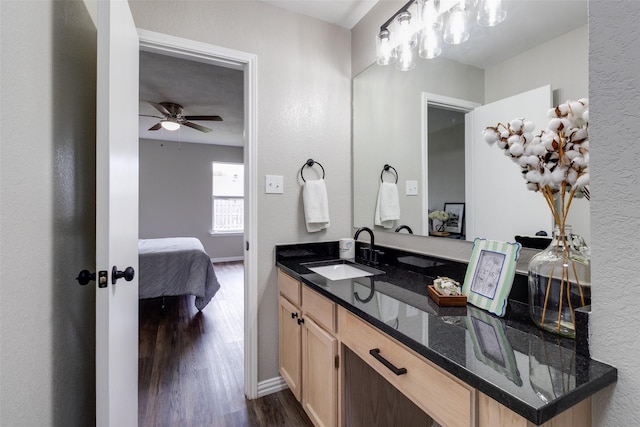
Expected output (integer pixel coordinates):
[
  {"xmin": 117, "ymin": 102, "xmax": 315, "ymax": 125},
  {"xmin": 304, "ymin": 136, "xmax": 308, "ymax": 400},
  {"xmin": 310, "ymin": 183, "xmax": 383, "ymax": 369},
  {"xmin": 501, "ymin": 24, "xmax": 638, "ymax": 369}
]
[
  {"xmin": 76, "ymin": 270, "xmax": 95, "ymax": 286},
  {"xmin": 111, "ymin": 266, "xmax": 135, "ymax": 285}
]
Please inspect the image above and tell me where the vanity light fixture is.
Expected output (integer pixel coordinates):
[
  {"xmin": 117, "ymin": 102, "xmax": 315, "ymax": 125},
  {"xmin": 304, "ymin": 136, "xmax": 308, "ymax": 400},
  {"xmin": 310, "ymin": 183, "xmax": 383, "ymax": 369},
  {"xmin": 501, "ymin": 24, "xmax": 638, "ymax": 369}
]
[
  {"xmin": 160, "ymin": 119, "xmax": 180, "ymax": 131},
  {"xmin": 375, "ymin": 0, "xmax": 507, "ymax": 70}
]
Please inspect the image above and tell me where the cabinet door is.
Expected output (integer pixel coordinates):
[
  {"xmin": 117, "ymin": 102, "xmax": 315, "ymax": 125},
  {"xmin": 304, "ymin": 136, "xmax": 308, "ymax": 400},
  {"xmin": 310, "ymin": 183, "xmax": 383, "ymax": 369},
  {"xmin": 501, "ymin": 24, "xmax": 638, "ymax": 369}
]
[
  {"xmin": 302, "ymin": 316, "xmax": 338, "ymax": 427},
  {"xmin": 279, "ymin": 296, "xmax": 302, "ymax": 401}
]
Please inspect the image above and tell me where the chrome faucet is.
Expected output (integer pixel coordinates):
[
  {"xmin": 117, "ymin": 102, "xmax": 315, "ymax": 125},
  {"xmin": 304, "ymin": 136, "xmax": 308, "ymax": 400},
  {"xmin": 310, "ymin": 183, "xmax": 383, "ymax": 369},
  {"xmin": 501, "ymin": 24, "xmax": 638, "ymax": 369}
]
[{"xmin": 354, "ymin": 227, "xmax": 376, "ymax": 264}]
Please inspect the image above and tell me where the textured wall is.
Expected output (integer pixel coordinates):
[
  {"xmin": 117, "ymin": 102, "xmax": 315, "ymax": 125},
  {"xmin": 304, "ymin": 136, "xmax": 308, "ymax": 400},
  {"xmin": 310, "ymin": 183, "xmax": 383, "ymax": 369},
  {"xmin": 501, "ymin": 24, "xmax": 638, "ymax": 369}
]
[
  {"xmin": 139, "ymin": 139, "xmax": 244, "ymax": 260},
  {"xmin": 589, "ymin": 1, "xmax": 640, "ymax": 425},
  {"xmin": 0, "ymin": 1, "xmax": 97, "ymax": 425},
  {"xmin": 129, "ymin": 0, "xmax": 352, "ymax": 383}
]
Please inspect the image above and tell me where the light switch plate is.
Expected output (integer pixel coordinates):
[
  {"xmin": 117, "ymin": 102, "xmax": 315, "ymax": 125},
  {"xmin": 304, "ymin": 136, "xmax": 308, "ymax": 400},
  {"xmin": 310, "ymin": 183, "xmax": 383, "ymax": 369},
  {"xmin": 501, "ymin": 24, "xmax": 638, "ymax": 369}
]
[
  {"xmin": 406, "ymin": 180, "xmax": 418, "ymax": 196},
  {"xmin": 265, "ymin": 175, "xmax": 283, "ymax": 194}
]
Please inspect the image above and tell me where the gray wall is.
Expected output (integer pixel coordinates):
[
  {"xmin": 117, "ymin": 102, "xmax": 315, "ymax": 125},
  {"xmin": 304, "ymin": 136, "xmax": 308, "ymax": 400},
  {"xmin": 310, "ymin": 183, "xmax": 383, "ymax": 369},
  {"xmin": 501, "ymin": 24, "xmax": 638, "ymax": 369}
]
[
  {"xmin": 590, "ymin": 1, "xmax": 640, "ymax": 425},
  {"xmin": 139, "ymin": 138, "xmax": 244, "ymax": 261},
  {"xmin": 0, "ymin": 0, "xmax": 96, "ymax": 425},
  {"xmin": 129, "ymin": 0, "xmax": 353, "ymax": 384}
]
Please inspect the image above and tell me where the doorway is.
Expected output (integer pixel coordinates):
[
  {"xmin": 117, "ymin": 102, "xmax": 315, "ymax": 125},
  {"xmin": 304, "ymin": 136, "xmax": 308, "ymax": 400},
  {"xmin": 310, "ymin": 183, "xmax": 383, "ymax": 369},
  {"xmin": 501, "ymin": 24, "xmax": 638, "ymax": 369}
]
[{"xmin": 137, "ymin": 30, "xmax": 259, "ymax": 405}]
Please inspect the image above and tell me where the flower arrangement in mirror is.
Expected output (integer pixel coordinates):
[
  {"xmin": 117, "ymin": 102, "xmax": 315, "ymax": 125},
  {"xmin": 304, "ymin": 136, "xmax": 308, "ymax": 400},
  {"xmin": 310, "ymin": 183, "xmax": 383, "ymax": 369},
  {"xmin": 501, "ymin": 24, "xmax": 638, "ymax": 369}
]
[
  {"xmin": 428, "ymin": 210, "xmax": 449, "ymax": 235},
  {"xmin": 482, "ymin": 99, "xmax": 590, "ymax": 338}
]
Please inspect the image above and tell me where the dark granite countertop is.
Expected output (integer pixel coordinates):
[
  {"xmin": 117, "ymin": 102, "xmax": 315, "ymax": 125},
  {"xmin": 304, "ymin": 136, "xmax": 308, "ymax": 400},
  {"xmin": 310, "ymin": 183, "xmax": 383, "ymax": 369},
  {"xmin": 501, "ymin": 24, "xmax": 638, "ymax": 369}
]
[{"xmin": 275, "ymin": 241, "xmax": 617, "ymax": 426}]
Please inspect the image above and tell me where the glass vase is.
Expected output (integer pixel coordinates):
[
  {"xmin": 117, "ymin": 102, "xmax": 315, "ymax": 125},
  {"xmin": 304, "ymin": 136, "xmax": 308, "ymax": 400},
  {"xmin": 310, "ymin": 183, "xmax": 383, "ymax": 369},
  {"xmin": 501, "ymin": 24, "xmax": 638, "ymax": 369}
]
[{"xmin": 528, "ymin": 225, "xmax": 591, "ymax": 338}]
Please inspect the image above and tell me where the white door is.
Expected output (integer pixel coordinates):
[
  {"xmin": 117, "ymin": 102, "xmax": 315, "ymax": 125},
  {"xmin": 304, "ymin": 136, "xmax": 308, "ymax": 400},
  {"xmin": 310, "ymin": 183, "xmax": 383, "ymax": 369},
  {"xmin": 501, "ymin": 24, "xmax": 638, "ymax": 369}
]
[
  {"xmin": 465, "ymin": 85, "xmax": 552, "ymax": 242},
  {"xmin": 96, "ymin": 0, "xmax": 139, "ymax": 425}
]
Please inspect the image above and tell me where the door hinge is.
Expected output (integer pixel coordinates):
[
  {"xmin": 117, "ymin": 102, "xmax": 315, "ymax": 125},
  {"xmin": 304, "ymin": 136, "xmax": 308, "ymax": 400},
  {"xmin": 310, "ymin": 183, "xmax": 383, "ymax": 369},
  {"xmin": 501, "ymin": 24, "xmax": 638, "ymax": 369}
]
[{"xmin": 335, "ymin": 354, "xmax": 339, "ymax": 369}]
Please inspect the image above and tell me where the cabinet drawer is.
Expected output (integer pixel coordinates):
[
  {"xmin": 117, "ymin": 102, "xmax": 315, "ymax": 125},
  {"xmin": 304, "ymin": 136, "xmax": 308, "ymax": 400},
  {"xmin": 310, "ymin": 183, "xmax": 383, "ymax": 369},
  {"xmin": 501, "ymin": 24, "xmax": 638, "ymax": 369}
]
[
  {"xmin": 302, "ymin": 286, "xmax": 336, "ymax": 333},
  {"xmin": 279, "ymin": 269, "xmax": 301, "ymax": 306},
  {"xmin": 339, "ymin": 308, "xmax": 473, "ymax": 427}
]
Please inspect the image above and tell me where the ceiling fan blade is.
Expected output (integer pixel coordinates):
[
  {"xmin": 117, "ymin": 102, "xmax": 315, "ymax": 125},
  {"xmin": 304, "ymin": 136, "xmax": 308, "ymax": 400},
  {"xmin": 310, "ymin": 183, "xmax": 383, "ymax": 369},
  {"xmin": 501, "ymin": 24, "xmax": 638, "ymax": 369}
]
[
  {"xmin": 181, "ymin": 121, "xmax": 212, "ymax": 133},
  {"xmin": 140, "ymin": 114, "xmax": 163, "ymax": 119},
  {"xmin": 147, "ymin": 101, "xmax": 171, "ymax": 116},
  {"xmin": 184, "ymin": 115, "xmax": 223, "ymax": 122},
  {"xmin": 148, "ymin": 122, "xmax": 162, "ymax": 131}
]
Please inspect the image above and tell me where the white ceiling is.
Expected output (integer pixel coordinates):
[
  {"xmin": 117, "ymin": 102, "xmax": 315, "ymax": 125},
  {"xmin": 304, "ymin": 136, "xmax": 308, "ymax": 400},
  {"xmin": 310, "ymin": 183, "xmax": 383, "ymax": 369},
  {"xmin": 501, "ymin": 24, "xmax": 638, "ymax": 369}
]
[{"xmin": 138, "ymin": 0, "xmax": 587, "ymax": 146}]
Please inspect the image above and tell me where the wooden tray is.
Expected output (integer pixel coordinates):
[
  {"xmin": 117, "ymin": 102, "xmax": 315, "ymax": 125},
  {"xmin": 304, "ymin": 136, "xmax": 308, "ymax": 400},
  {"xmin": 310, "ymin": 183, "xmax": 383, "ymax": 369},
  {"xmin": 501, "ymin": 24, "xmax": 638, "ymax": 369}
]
[{"xmin": 427, "ymin": 285, "xmax": 467, "ymax": 307}]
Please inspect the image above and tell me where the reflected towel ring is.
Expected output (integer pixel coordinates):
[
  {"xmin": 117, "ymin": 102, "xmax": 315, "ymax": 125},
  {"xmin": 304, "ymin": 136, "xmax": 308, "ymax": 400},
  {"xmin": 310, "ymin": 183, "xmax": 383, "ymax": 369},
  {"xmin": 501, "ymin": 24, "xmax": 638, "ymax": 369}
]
[
  {"xmin": 300, "ymin": 159, "xmax": 325, "ymax": 182},
  {"xmin": 380, "ymin": 164, "xmax": 398, "ymax": 183}
]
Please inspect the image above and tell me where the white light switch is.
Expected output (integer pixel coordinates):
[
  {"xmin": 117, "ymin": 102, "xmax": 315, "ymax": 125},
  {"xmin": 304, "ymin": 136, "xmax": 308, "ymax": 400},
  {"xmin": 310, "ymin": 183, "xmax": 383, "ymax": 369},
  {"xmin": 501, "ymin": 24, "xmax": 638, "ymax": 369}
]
[
  {"xmin": 265, "ymin": 175, "xmax": 283, "ymax": 194},
  {"xmin": 406, "ymin": 180, "xmax": 418, "ymax": 196}
]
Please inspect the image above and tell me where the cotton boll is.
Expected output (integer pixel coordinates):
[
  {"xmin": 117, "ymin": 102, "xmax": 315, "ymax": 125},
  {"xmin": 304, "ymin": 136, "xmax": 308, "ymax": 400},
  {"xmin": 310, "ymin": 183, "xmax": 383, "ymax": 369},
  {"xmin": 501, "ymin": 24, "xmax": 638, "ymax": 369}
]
[
  {"xmin": 572, "ymin": 128, "xmax": 588, "ymax": 142},
  {"xmin": 483, "ymin": 130, "xmax": 499, "ymax": 144},
  {"xmin": 497, "ymin": 139, "xmax": 507, "ymax": 149},
  {"xmin": 567, "ymin": 168, "xmax": 578, "ymax": 185},
  {"xmin": 569, "ymin": 100, "xmax": 586, "ymax": 118},
  {"xmin": 522, "ymin": 132, "xmax": 534, "ymax": 144},
  {"xmin": 523, "ymin": 121, "xmax": 535, "ymax": 133},
  {"xmin": 509, "ymin": 142, "xmax": 524, "ymax": 156},
  {"xmin": 527, "ymin": 156, "xmax": 540, "ymax": 167},
  {"xmin": 557, "ymin": 103, "xmax": 570, "ymax": 116},
  {"xmin": 517, "ymin": 156, "xmax": 530, "ymax": 167},
  {"xmin": 582, "ymin": 109, "xmax": 589, "ymax": 122},
  {"xmin": 551, "ymin": 166, "xmax": 566, "ymax": 184},
  {"xmin": 510, "ymin": 119, "xmax": 524, "ymax": 132},
  {"xmin": 533, "ymin": 144, "xmax": 547, "ymax": 156},
  {"xmin": 548, "ymin": 118, "xmax": 563, "ymax": 133},
  {"xmin": 508, "ymin": 134, "xmax": 521, "ymax": 145},
  {"xmin": 526, "ymin": 170, "xmax": 542, "ymax": 183},
  {"xmin": 565, "ymin": 150, "xmax": 580, "ymax": 160},
  {"xmin": 547, "ymin": 108, "xmax": 559, "ymax": 118},
  {"xmin": 501, "ymin": 130, "xmax": 510, "ymax": 139},
  {"xmin": 527, "ymin": 182, "xmax": 539, "ymax": 191},
  {"xmin": 576, "ymin": 173, "xmax": 590, "ymax": 188}
]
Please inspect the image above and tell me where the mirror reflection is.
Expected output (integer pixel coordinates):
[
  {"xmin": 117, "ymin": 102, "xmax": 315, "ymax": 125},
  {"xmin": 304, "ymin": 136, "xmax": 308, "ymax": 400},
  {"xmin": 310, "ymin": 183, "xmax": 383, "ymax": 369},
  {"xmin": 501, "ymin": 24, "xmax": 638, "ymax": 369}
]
[{"xmin": 353, "ymin": 0, "xmax": 590, "ymax": 245}]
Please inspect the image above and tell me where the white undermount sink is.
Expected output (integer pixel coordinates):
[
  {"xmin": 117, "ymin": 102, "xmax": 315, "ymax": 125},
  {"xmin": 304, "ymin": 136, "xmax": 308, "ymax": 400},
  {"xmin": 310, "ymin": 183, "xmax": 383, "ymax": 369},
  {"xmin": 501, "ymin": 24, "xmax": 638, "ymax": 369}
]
[{"xmin": 303, "ymin": 260, "xmax": 383, "ymax": 281}]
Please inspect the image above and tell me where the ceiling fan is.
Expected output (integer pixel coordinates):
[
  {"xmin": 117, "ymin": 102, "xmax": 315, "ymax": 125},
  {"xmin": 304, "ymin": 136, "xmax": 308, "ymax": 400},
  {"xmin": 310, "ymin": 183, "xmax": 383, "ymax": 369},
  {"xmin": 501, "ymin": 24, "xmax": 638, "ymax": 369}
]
[{"xmin": 141, "ymin": 101, "xmax": 222, "ymax": 133}]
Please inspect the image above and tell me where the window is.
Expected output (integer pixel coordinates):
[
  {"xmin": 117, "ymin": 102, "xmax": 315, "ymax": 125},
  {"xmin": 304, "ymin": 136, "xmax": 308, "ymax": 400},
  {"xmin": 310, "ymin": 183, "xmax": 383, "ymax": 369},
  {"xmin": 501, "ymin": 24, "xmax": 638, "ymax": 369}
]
[{"xmin": 212, "ymin": 162, "xmax": 244, "ymax": 234}]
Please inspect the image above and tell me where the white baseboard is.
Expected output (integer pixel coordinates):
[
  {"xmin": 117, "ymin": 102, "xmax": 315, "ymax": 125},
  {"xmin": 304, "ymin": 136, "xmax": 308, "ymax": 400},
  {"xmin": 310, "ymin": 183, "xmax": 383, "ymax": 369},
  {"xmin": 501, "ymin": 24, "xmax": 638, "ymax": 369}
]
[
  {"xmin": 256, "ymin": 376, "xmax": 289, "ymax": 398},
  {"xmin": 210, "ymin": 255, "xmax": 244, "ymax": 263}
]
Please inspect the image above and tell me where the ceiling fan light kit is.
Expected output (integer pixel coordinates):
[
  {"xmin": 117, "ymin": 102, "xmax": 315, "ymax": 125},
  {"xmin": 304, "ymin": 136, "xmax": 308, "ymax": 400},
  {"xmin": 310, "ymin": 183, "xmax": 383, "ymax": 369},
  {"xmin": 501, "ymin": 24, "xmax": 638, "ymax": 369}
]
[
  {"xmin": 143, "ymin": 101, "xmax": 222, "ymax": 133},
  {"xmin": 376, "ymin": 0, "xmax": 507, "ymax": 70}
]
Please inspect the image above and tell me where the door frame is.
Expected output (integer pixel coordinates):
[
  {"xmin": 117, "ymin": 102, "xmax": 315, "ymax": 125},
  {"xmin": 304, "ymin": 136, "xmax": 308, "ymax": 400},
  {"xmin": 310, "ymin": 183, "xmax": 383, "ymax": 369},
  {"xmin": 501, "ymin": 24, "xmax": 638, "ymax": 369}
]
[{"xmin": 138, "ymin": 29, "xmax": 259, "ymax": 398}]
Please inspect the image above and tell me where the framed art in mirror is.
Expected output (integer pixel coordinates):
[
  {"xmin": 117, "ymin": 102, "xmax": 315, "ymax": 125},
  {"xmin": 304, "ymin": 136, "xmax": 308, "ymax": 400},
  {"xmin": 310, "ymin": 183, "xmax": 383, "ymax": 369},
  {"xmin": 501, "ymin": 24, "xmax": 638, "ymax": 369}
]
[{"xmin": 443, "ymin": 202, "xmax": 464, "ymax": 234}]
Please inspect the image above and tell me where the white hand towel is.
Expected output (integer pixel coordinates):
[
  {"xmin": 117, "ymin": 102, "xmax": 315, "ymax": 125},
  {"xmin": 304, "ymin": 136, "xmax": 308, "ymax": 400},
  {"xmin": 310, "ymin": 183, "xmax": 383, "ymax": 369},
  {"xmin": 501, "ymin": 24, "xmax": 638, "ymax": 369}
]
[
  {"xmin": 374, "ymin": 182, "xmax": 400, "ymax": 229},
  {"xmin": 377, "ymin": 292, "xmax": 400, "ymax": 324},
  {"xmin": 303, "ymin": 179, "xmax": 330, "ymax": 233}
]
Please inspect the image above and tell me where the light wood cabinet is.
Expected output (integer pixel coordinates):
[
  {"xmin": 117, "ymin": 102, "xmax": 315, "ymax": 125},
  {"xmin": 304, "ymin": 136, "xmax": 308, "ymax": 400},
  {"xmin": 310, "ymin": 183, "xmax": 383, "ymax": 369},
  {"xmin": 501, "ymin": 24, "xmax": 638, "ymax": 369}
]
[
  {"xmin": 278, "ymin": 270, "xmax": 338, "ymax": 427},
  {"xmin": 339, "ymin": 307, "xmax": 474, "ymax": 427}
]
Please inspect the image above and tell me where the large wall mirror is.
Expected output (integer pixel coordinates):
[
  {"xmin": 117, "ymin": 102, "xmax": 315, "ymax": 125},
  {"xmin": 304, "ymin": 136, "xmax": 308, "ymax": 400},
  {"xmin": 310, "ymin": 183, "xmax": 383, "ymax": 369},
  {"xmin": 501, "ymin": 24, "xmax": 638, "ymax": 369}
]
[{"xmin": 353, "ymin": 0, "xmax": 590, "ymax": 245}]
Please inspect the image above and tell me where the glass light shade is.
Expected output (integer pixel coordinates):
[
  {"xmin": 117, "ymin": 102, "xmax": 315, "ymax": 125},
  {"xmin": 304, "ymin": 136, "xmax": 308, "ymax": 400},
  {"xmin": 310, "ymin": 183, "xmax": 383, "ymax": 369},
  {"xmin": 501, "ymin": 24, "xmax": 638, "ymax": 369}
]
[
  {"xmin": 395, "ymin": 11, "xmax": 417, "ymax": 47},
  {"xmin": 477, "ymin": 0, "xmax": 506, "ymax": 26},
  {"xmin": 418, "ymin": 0, "xmax": 443, "ymax": 31},
  {"xmin": 161, "ymin": 120, "xmax": 180, "ymax": 131},
  {"xmin": 443, "ymin": 8, "xmax": 469, "ymax": 45},
  {"xmin": 419, "ymin": 27, "xmax": 442, "ymax": 59},
  {"xmin": 456, "ymin": 0, "xmax": 477, "ymax": 11},
  {"xmin": 395, "ymin": 43, "xmax": 416, "ymax": 71},
  {"xmin": 376, "ymin": 29, "xmax": 397, "ymax": 65}
]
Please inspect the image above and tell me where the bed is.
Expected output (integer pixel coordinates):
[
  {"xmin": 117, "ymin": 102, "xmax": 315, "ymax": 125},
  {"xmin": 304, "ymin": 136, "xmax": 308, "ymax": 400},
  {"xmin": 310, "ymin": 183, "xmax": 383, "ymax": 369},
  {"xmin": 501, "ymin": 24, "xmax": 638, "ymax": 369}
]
[{"xmin": 138, "ymin": 237, "xmax": 221, "ymax": 310}]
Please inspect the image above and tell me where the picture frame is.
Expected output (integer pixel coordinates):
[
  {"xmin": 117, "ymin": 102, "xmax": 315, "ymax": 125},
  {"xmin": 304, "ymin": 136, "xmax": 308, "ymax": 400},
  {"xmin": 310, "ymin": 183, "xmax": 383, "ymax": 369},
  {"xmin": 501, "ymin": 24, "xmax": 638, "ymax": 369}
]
[
  {"xmin": 443, "ymin": 202, "xmax": 465, "ymax": 234},
  {"xmin": 461, "ymin": 238, "xmax": 521, "ymax": 317}
]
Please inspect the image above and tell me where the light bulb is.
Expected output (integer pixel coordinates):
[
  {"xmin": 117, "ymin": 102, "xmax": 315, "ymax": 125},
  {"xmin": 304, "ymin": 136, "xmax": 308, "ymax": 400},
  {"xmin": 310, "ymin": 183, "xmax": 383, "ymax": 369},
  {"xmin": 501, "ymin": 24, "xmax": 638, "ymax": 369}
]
[
  {"xmin": 376, "ymin": 29, "xmax": 397, "ymax": 65},
  {"xmin": 477, "ymin": 0, "xmax": 506, "ymax": 26},
  {"xmin": 419, "ymin": 27, "xmax": 442, "ymax": 59},
  {"xmin": 443, "ymin": 8, "xmax": 469, "ymax": 45},
  {"xmin": 161, "ymin": 120, "xmax": 180, "ymax": 131},
  {"xmin": 395, "ymin": 11, "xmax": 417, "ymax": 47},
  {"xmin": 418, "ymin": 0, "xmax": 442, "ymax": 31},
  {"xmin": 396, "ymin": 43, "xmax": 416, "ymax": 71}
]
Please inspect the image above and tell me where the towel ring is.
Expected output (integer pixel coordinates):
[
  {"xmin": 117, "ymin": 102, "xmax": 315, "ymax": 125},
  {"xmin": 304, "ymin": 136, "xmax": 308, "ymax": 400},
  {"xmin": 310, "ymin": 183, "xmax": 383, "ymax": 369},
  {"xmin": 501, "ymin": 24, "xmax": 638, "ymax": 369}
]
[
  {"xmin": 300, "ymin": 159, "xmax": 325, "ymax": 182},
  {"xmin": 380, "ymin": 164, "xmax": 398, "ymax": 183}
]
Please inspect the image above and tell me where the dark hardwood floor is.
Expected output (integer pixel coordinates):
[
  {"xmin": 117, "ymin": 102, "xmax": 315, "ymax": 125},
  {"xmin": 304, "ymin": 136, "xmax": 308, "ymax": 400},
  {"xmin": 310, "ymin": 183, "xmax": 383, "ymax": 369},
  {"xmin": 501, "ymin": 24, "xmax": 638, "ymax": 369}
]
[{"xmin": 139, "ymin": 261, "xmax": 313, "ymax": 427}]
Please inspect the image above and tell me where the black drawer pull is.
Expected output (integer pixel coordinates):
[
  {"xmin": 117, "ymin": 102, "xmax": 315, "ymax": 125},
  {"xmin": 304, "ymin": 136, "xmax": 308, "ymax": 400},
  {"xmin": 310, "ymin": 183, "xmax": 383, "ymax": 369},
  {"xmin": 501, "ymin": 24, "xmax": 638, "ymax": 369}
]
[{"xmin": 369, "ymin": 348, "xmax": 407, "ymax": 375}]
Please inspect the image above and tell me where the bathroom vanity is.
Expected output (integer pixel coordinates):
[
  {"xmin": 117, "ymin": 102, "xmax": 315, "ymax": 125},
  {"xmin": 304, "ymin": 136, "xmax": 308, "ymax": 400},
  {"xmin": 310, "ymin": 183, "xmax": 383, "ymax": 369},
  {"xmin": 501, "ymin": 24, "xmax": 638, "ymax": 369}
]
[{"xmin": 276, "ymin": 242, "xmax": 616, "ymax": 427}]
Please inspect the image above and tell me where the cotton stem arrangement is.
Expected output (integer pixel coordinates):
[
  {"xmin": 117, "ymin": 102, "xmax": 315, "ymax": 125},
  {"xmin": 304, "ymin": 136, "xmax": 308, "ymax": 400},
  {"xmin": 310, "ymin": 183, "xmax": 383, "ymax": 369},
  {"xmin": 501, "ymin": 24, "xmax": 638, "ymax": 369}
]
[{"xmin": 482, "ymin": 99, "xmax": 590, "ymax": 335}]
